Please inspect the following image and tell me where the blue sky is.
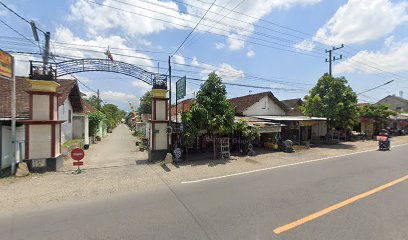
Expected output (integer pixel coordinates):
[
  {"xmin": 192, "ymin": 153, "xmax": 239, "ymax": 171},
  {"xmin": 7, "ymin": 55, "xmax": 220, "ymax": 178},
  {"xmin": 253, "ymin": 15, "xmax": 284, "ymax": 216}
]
[{"xmin": 1, "ymin": 0, "xmax": 407, "ymax": 110}]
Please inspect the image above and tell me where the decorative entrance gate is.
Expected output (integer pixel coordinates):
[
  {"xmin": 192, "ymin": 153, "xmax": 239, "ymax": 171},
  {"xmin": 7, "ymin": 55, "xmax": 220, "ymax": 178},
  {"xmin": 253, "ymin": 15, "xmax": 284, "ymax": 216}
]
[{"xmin": 29, "ymin": 59, "xmax": 170, "ymax": 162}]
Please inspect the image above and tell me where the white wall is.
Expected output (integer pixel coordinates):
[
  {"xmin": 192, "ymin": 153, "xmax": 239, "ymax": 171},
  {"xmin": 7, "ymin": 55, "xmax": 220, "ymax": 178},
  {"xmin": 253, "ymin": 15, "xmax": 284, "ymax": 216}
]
[
  {"xmin": 59, "ymin": 98, "xmax": 73, "ymax": 143},
  {"xmin": 1, "ymin": 125, "xmax": 25, "ymax": 169},
  {"xmin": 32, "ymin": 95, "xmax": 50, "ymax": 120},
  {"xmin": 29, "ymin": 125, "xmax": 51, "ymax": 159},
  {"xmin": 73, "ymin": 115, "xmax": 85, "ymax": 139},
  {"xmin": 243, "ymin": 96, "xmax": 286, "ymax": 116}
]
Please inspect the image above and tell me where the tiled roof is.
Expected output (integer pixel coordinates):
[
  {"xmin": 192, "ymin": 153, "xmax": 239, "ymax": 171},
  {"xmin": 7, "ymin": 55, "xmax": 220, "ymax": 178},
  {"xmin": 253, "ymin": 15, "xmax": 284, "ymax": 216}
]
[
  {"xmin": 228, "ymin": 91, "xmax": 288, "ymax": 115},
  {"xmin": 0, "ymin": 77, "xmax": 31, "ymax": 119},
  {"xmin": 171, "ymin": 99, "xmax": 192, "ymax": 116},
  {"xmin": 281, "ymin": 98, "xmax": 304, "ymax": 116},
  {"xmin": 0, "ymin": 77, "xmax": 84, "ymax": 119},
  {"xmin": 82, "ymin": 100, "xmax": 97, "ymax": 114}
]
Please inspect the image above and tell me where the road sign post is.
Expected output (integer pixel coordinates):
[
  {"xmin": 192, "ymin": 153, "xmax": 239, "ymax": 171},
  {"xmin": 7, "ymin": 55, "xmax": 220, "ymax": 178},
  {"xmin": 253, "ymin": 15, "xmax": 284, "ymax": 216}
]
[
  {"xmin": 0, "ymin": 49, "xmax": 16, "ymax": 175},
  {"xmin": 175, "ymin": 76, "xmax": 186, "ymax": 124},
  {"xmin": 71, "ymin": 148, "xmax": 85, "ymax": 173}
]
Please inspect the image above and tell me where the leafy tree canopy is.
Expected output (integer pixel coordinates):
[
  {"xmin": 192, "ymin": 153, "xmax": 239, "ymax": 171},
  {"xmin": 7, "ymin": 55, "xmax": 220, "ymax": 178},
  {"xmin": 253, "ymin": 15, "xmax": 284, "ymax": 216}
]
[
  {"xmin": 233, "ymin": 119, "xmax": 260, "ymax": 141},
  {"xmin": 138, "ymin": 91, "xmax": 152, "ymax": 115},
  {"xmin": 184, "ymin": 72, "xmax": 235, "ymax": 136},
  {"xmin": 358, "ymin": 104, "xmax": 396, "ymax": 125},
  {"xmin": 301, "ymin": 74, "xmax": 358, "ymax": 130},
  {"xmin": 85, "ymin": 95, "xmax": 102, "ymax": 111}
]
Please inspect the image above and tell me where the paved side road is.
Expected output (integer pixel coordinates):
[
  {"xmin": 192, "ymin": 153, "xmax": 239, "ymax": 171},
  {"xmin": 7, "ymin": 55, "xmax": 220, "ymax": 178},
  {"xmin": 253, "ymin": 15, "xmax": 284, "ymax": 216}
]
[
  {"xmin": 77, "ymin": 124, "xmax": 147, "ymax": 169},
  {"xmin": 0, "ymin": 142, "xmax": 407, "ymax": 240}
]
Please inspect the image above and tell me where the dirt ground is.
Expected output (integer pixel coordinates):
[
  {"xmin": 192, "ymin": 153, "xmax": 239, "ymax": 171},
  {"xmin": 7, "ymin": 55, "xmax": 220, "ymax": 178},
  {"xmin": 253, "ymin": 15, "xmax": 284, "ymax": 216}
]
[{"xmin": 1, "ymin": 125, "xmax": 407, "ymax": 213}]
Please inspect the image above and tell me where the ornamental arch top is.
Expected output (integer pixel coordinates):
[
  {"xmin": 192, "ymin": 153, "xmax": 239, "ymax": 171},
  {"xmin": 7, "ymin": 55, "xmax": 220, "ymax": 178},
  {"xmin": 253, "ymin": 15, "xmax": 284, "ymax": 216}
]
[{"xmin": 29, "ymin": 58, "xmax": 167, "ymax": 88}]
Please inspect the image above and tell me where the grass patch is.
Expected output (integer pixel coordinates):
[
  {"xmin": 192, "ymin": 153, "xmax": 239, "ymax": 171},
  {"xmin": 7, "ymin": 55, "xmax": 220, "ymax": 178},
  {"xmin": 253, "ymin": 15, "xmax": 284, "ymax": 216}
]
[{"xmin": 63, "ymin": 139, "xmax": 84, "ymax": 148}]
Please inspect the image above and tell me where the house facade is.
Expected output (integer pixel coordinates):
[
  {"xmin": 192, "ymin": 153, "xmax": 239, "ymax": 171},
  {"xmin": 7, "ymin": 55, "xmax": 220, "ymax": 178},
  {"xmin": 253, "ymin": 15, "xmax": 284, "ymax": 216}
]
[
  {"xmin": 0, "ymin": 77, "xmax": 89, "ymax": 170},
  {"xmin": 377, "ymin": 95, "xmax": 408, "ymax": 112},
  {"xmin": 228, "ymin": 92, "xmax": 327, "ymax": 145}
]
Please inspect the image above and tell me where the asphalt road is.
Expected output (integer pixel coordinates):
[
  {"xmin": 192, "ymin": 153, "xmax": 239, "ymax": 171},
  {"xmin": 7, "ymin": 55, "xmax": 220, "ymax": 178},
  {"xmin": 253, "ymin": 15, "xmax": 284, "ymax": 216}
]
[{"xmin": 1, "ymin": 144, "xmax": 407, "ymax": 240}]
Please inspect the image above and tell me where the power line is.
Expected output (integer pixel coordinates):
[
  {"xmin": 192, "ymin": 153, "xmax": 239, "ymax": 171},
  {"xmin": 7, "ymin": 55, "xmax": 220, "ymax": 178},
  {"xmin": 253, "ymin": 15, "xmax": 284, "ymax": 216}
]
[
  {"xmin": 357, "ymin": 80, "xmax": 394, "ymax": 95},
  {"xmin": 0, "ymin": 1, "xmax": 46, "ymax": 34},
  {"xmin": 84, "ymin": 0, "xmax": 324, "ymax": 59},
  {"xmin": 0, "ymin": 19, "xmax": 37, "ymax": 45},
  {"xmin": 172, "ymin": 0, "xmax": 217, "ymax": 56}
]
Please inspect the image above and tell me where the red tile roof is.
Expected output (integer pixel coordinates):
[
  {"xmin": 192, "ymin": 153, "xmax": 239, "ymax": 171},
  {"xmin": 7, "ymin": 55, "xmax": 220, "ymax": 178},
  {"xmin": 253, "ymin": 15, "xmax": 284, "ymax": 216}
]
[
  {"xmin": 0, "ymin": 77, "xmax": 84, "ymax": 119},
  {"xmin": 228, "ymin": 91, "xmax": 288, "ymax": 115},
  {"xmin": 171, "ymin": 99, "xmax": 193, "ymax": 116}
]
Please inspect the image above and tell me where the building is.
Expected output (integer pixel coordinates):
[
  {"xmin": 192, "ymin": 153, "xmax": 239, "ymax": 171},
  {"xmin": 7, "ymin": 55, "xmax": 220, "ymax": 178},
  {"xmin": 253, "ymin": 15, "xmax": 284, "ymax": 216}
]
[
  {"xmin": 377, "ymin": 95, "xmax": 408, "ymax": 112},
  {"xmin": 228, "ymin": 91, "xmax": 327, "ymax": 145},
  {"xmin": 281, "ymin": 98, "xmax": 304, "ymax": 116},
  {"xmin": 0, "ymin": 77, "xmax": 89, "ymax": 170},
  {"xmin": 170, "ymin": 98, "xmax": 192, "ymax": 122}
]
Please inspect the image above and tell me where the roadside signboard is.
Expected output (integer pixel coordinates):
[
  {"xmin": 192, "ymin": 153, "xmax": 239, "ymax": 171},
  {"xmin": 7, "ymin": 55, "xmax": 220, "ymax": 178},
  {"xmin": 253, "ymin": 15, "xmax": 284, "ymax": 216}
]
[
  {"xmin": 71, "ymin": 148, "xmax": 85, "ymax": 173},
  {"xmin": 0, "ymin": 49, "xmax": 13, "ymax": 80},
  {"xmin": 176, "ymin": 76, "xmax": 186, "ymax": 100},
  {"xmin": 71, "ymin": 148, "xmax": 85, "ymax": 161}
]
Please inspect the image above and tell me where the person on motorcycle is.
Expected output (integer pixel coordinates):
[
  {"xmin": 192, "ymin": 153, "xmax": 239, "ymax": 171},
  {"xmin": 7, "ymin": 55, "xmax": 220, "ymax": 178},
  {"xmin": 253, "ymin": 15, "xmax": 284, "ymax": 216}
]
[{"xmin": 378, "ymin": 129, "xmax": 391, "ymax": 149}]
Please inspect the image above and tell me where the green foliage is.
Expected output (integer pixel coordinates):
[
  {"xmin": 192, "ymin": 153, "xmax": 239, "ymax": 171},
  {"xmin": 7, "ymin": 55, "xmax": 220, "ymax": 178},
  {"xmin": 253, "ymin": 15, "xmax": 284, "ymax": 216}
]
[
  {"xmin": 301, "ymin": 74, "xmax": 358, "ymax": 130},
  {"xmin": 182, "ymin": 72, "xmax": 235, "ymax": 145},
  {"xmin": 101, "ymin": 104, "xmax": 124, "ymax": 130},
  {"xmin": 85, "ymin": 95, "xmax": 102, "ymax": 111},
  {"xmin": 138, "ymin": 91, "xmax": 152, "ymax": 115},
  {"xmin": 233, "ymin": 119, "xmax": 260, "ymax": 141},
  {"xmin": 88, "ymin": 111, "xmax": 105, "ymax": 136},
  {"xmin": 358, "ymin": 104, "xmax": 396, "ymax": 125}
]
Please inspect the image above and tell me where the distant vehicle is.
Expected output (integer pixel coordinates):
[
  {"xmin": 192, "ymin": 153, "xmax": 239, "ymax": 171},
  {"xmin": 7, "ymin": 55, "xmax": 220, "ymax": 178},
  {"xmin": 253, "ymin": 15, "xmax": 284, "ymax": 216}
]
[{"xmin": 377, "ymin": 129, "xmax": 390, "ymax": 151}]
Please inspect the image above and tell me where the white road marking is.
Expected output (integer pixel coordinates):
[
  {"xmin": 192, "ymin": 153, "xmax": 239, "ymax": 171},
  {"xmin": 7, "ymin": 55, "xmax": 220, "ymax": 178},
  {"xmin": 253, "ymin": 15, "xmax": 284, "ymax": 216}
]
[{"xmin": 181, "ymin": 143, "xmax": 408, "ymax": 184}]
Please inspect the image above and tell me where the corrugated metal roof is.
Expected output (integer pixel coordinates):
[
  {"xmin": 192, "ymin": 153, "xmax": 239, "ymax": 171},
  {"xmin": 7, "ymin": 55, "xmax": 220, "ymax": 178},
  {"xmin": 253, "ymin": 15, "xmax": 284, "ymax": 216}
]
[{"xmin": 253, "ymin": 115, "xmax": 327, "ymax": 121}]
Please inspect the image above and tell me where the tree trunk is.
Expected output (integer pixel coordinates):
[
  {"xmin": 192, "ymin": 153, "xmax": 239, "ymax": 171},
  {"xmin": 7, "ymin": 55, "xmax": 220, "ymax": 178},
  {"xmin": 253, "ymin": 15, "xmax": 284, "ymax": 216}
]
[{"xmin": 213, "ymin": 135, "xmax": 216, "ymax": 160}]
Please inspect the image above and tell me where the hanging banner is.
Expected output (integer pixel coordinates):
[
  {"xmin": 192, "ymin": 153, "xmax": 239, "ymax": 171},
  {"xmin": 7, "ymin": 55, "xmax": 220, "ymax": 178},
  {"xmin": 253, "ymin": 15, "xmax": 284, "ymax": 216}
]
[{"xmin": 0, "ymin": 49, "xmax": 13, "ymax": 80}]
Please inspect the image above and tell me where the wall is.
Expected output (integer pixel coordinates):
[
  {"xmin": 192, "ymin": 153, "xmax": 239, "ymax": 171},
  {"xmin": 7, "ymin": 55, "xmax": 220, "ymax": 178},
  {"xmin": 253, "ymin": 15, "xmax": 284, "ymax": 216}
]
[
  {"xmin": 1, "ymin": 124, "xmax": 25, "ymax": 169},
  {"xmin": 59, "ymin": 98, "xmax": 73, "ymax": 143},
  {"xmin": 377, "ymin": 96, "xmax": 408, "ymax": 112},
  {"xmin": 311, "ymin": 121, "xmax": 327, "ymax": 137},
  {"xmin": 243, "ymin": 96, "xmax": 286, "ymax": 116},
  {"xmin": 29, "ymin": 125, "xmax": 51, "ymax": 159},
  {"xmin": 73, "ymin": 115, "xmax": 85, "ymax": 139}
]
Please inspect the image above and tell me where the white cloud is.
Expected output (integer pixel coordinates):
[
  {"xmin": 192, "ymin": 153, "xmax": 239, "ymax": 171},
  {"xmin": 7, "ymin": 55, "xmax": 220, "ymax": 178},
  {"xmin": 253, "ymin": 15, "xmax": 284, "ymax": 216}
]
[
  {"xmin": 13, "ymin": 54, "xmax": 37, "ymax": 76},
  {"xmin": 314, "ymin": 0, "xmax": 408, "ymax": 45},
  {"xmin": 191, "ymin": 56, "xmax": 199, "ymax": 66},
  {"xmin": 100, "ymin": 90, "xmax": 139, "ymax": 103},
  {"xmin": 215, "ymin": 42, "xmax": 225, "ymax": 50},
  {"xmin": 200, "ymin": 63, "xmax": 245, "ymax": 82},
  {"xmin": 246, "ymin": 50, "xmax": 256, "ymax": 58},
  {"xmin": 173, "ymin": 54, "xmax": 185, "ymax": 65},
  {"xmin": 68, "ymin": 0, "xmax": 321, "ymax": 52},
  {"xmin": 294, "ymin": 39, "xmax": 315, "ymax": 52},
  {"xmin": 76, "ymin": 76, "xmax": 92, "ymax": 83},
  {"xmin": 334, "ymin": 38, "xmax": 408, "ymax": 74},
  {"xmin": 68, "ymin": 0, "xmax": 195, "ymax": 37},
  {"xmin": 54, "ymin": 27, "xmax": 154, "ymax": 70},
  {"xmin": 227, "ymin": 34, "xmax": 245, "ymax": 50},
  {"xmin": 131, "ymin": 80, "xmax": 151, "ymax": 93}
]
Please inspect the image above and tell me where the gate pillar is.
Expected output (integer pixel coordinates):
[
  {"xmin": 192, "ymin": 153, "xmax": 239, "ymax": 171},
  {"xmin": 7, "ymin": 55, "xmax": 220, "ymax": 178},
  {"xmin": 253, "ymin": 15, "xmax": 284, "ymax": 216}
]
[
  {"xmin": 22, "ymin": 79, "xmax": 64, "ymax": 172},
  {"xmin": 148, "ymin": 88, "xmax": 169, "ymax": 162}
]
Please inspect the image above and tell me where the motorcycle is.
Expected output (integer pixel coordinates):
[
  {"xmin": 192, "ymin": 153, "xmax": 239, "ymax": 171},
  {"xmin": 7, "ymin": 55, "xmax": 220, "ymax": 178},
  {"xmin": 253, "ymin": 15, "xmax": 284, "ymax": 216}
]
[{"xmin": 377, "ymin": 135, "xmax": 390, "ymax": 151}]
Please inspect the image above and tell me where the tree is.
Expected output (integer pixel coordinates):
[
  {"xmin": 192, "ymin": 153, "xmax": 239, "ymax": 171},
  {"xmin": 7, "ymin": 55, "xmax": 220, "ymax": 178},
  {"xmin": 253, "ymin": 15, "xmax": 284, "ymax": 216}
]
[
  {"xmin": 301, "ymin": 74, "xmax": 358, "ymax": 130},
  {"xmin": 138, "ymin": 91, "xmax": 152, "ymax": 115},
  {"xmin": 88, "ymin": 111, "xmax": 105, "ymax": 137},
  {"xmin": 85, "ymin": 95, "xmax": 102, "ymax": 111},
  {"xmin": 182, "ymin": 72, "xmax": 235, "ymax": 158},
  {"xmin": 101, "ymin": 104, "xmax": 124, "ymax": 130},
  {"xmin": 233, "ymin": 119, "xmax": 260, "ymax": 141},
  {"xmin": 358, "ymin": 104, "xmax": 396, "ymax": 127}
]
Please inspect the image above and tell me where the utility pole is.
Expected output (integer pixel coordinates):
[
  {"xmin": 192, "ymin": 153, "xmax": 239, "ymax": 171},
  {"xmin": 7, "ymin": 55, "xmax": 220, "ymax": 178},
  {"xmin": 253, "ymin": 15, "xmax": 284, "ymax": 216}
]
[
  {"xmin": 325, "ymin": 44, "xmax": 344, "ymax": 76},
  {"xmin": 97, "ymin": 89, "xmax": 100, "ymax": 109},
  {"xmin": 168, "ymin": 56, "xmax": 172, "ymax": 150},
  {"xmin": 43, "ymin": 32, "xmax": 51, "ymax": 66}
]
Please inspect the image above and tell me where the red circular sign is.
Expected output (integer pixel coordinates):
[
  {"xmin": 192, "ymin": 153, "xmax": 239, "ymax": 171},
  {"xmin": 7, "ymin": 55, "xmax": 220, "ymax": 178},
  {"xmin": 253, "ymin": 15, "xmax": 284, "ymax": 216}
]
[{"xmin": 71, "ymin": 148, "xmax": 85, "ymax": 161}]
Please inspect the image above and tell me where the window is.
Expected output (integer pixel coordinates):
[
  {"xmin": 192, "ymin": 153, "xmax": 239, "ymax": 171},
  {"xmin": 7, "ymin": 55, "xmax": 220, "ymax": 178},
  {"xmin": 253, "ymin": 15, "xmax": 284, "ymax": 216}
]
[{"xmin": 68, "ymin": 110, "xmax": 72, "ymax": 123}]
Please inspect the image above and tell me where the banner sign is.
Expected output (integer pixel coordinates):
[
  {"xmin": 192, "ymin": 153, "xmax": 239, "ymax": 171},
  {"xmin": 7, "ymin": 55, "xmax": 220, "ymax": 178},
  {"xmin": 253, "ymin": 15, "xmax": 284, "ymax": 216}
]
[
  {"xmin": 0, "ymin": 49, "xmax": 13, "ymax": 80},
  {"xmin": 176, "ymin": 76, "xmax": 186, "ymax": 100}
]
